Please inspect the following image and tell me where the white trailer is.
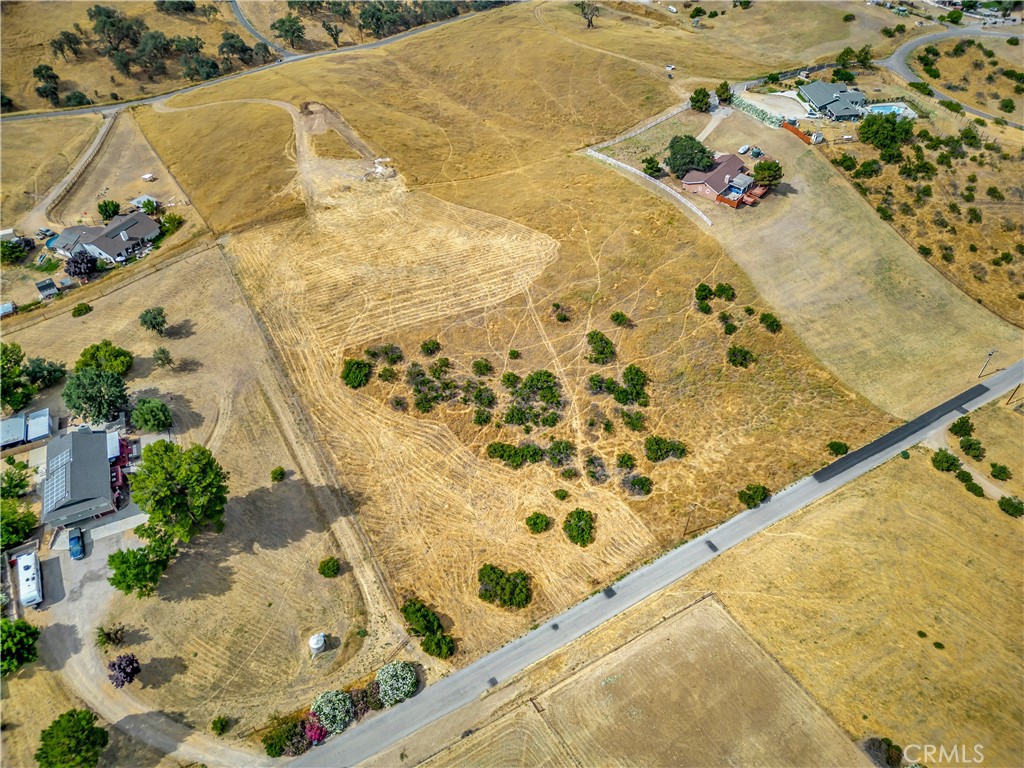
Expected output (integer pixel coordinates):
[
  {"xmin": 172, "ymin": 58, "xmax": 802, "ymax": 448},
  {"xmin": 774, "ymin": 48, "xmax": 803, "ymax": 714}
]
[{"xmin": 15, "ymin": 552, "xmax": 43, "ymax": 608}]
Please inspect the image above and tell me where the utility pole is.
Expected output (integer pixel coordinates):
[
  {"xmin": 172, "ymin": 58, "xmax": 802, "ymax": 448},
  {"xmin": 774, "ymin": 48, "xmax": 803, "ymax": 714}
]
[{"xmin": 978, "ymin": 348, "xmax": 997, "ymax": 378}]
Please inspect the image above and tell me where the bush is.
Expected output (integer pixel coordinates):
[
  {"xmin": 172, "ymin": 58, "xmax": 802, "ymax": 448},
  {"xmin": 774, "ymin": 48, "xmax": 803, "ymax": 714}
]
[
  {"xmin": 553, "ymin": 488, "xmax": 569, "ymax": 501},
  {"xmin": 827, "ymin": 441, "xmax": 849, "ymax": 457},
  {"xmin": 131, "ymin": 398, "xmax": 172, "ymax": 432},
  {"xmin": 931, "ymin": 448, "xmax": 961, "ymax": 472},
  {"xmin": 310, "ymin": 690, "xmax": 355, "ymax": 733},
  {"xmin": 834, "ymin": 153, "xmax": 857, "ymax": 171},
  {"xmin": 486, "ymin": 441, "xmax": 545, "ymax": 469},
  {"xmin": 645, "ymin": 435, "xmax": 686, "ymax": 462},
  {"xmin": 697, "ymin": 299, "xmax": 712, "ymax": 314},
  {"xmin": 918, "ymin": 245, "xmax": 932, "ymax": 257},
  {"xmin": 695, "ymin": 283, "xmax": 714, "ymax": 302},
  {"xmin": 563, "ymin": 508, "xmax": 595, "ymax": 546},
  {"xmin": 959, "ymin": 436, "xmax": 985, "ymax": 460},
  {"xmin": 478, "ymin": 564, "xmax": 532, "ymax": 608},
  {"xmin": 963, "ymin": 481, "xmax": 985, "ymax": 497},
  {"xmin": 526, "ymin": 512, "xmax": 552, "ymax": 533},
  {"xmin": 727, "ymin": 345, "xmax": 756, "ymax": 368},
  {"xmin": 318, "ymin": 556, "xmax": 341, "ymax": 578},
  {"xmin": 473, "ymin": 408, "xmax": 491, "ymax": 425},
  {"xmin": 616, "ymin": 452, "xmax": 636, "ymax": 470},
  {"xmin": 876, "ymin": 205, "xmax": 894, "ymax": 222},
  {"xmin": 546, "ymin": 439, "xmax": 576, "ymax": 467},
  {"xmin": 261, "ymin": 714, "xmax": 304, "ymax": 758},
  {"xmin": 586, "ymin": 330, "xmax": 616, "ymax": 364},
  {"xmin": 421, "ymin": 633, "xmax": 455, "ymax": 659},
  {"xmin": 713, "ymin": 282, "xmax": 735, "ymax": 300},
  {"xmin": 401, "ymin": 598, "xmax": 443, "ymax": 637},
  {"xmin": 471, "ymin": 358, "xmax": 493, "ymax": 376},
  {"xmin": 72, "ymin": 303, "xmax": 93, "ymax": 317},
  {"xmin": 843, "ymin": 12, "xmax": 855, "ymax": 21},
  {"xmin": 1, "ymin": 618, "xmax": 41, "ymax": 675},
  {"xmin": 1008, "ymin": 37, "xmax": 1020, "ymax": 46},
  {"xmin": 610, "ymin": 311, "xmax": 631, "ymax": 327},
  {"xmin": 619, "ymin": 409, "xmax": 647, "ymax": 432},
  {"xmin": 107, "ymin": 653, "xmax": 141, "ymax": 688},
  {"xmin": 508, "ymin": 349, "xmax": 521, "ymax": 359},
  {"xmin": 376, "ymin": 661, "xmax": 418, "ymax": 706},
  {"xmin": 852, "ymin": 159, "xmax": 882, "ymax": 178},
  {"xmin": 998, "ymin": 496, "xmax": 1023, "ymax": 518},
  {"xmin": 738, "ymin": 483, "xmax": 771, "ymax": 509},
  {"xmin": 211, "ymin": 716, "xmax": 230, "ymax": 736},
  {"xmin": 998, "ymin": 98, "xmax": 1015, "ymax": 114},
  {"xmin": 365, "ymin": 344, "xmax": 403, "ymax": 364},
  {"xmin": 341, "ymin": 358, "xmax": 373, "ymax": 389},
  {"xmin": 420, "ymin": 339, "xmax": 441, "ymax": 356},
  {"xmin": 625, "ymin": 474, "xmax": 653, "ymax": 496},
  {"xmin": 991, "ymin": 463, "xmax": 1012, "ymax": 481},
  {"xmin": 759, "ymin": 312, "xmax": 782, "ymax": 333},
  {"xmin": 378, "ymin": 366, "xmax": 398, "ymax": 382}
]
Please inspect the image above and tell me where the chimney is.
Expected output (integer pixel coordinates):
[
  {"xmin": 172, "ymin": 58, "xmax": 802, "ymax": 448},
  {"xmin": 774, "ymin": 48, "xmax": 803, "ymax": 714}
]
[
  {"xmin": 120, "ymin": 231, "xmax": 129, "ymax": 241},
  {"xmin": 725, "ymin": 174, "xmax": 731, "ymax": 184}
]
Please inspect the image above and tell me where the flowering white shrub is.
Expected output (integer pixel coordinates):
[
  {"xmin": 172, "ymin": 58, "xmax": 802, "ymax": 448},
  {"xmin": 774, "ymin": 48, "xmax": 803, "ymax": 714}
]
[
  {"xmin": 375, "ymin": 661, "xmax": 418, "ymax": 707},
  {"xmin": 310, "ymin": 690, "xmax": 354, "ymax": 733}
]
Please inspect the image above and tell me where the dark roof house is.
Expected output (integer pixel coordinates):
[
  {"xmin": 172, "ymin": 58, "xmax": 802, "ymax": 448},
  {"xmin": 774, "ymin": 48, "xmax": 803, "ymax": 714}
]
[
  {"xmin": 681, "ymin": 154, "xmax": 751, "ymax": 195},
  {"xmin": 53, "ymin": 212, "xmax": 160, "ymax": 264},
  {"xmin": 798, "ymin": 81, "xmax": 866, "ymax": 121},
  {"xmin": 36, "ymin": 279, "xmax": 59, "ymax": 299},
  {"xmin": 40, "ymin": 430, "xmax": 115, "ymax": 528}
]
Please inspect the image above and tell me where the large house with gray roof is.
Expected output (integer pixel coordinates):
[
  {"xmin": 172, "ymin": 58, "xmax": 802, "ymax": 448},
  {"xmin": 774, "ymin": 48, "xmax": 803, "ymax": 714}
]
[
  {"xmin": 52, "ymin": 212, "xmax": 160, "ymax": 264},
  {"xmin": 798, "ymin": 81, "xmax": 867, "ymax": 121},
  {"xmin": 40, "ymin": 430, "xmax": 115, "ymax": 529}
]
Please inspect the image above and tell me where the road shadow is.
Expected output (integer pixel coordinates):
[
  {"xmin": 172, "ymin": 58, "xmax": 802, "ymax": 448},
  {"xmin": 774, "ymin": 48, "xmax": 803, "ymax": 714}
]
[
  {"xmin": 141, "ymin": 655, "xmax": 187, "ymax": 689},
  {"xmin": 40, "ymin": 556, "xmax": 66, "ymax": 607},
  {"xmin": 105, "ymin": 712, "xmax": 190, "ymax": 768},
  {"xmin": 163, "ymin": 319, "xmax": 195, "ymax": 339},
  {"xmin": 39, "ymin": 622, "xmax": 82, "ymax": 672}
]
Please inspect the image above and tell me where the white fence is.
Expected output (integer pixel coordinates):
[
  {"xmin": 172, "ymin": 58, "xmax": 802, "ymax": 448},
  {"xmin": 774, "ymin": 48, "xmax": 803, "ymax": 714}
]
[{"xmin": 584, "ymin": 149, "xmax": 713, "ymax": 227}]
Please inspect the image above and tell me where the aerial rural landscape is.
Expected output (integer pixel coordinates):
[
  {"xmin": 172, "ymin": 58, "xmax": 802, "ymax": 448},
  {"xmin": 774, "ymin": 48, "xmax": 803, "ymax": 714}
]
[{"xmin": 0, "ymin": 1, "xmax": 1021, "ymax": 767}]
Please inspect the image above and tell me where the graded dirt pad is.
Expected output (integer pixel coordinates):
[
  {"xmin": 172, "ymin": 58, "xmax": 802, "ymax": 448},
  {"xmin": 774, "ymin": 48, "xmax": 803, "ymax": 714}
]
[
  {"xmin": 0, "ymin": 113, "xmax": 99, "ymax": 227},
  {"xmin": 645, "ymin": 108, "xmax": 1022, "ymax": 418},
  {"xmin": 418, "ymin": 599, "xmax": 869, "ymax": 768},
  {"xmin": 0, "ymin": 1, "xmax": 260, "ymax": 113},
  {"xmin": 535, "ymin": 0, "xmax": 936, "ymax": 82},
  {"xmin": 134, "ymin": 102, "xmax": 302, "ymax": 232},
  {"xmin": 3, "ymin": 248, "xmax": 370, "ymax": 735}
]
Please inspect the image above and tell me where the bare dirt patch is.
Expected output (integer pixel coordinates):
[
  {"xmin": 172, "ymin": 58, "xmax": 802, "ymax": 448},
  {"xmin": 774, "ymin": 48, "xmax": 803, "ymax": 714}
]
[
  {"xmin": 0, "ymin": 113, "xmax": 100, "ymax": 227},
  {"xmin": 0, "ymin": 1, "xmax": 261, "ymax": 113}
]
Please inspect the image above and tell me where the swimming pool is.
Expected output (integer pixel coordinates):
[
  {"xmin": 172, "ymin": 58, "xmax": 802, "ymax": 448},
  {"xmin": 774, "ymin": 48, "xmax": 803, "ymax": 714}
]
[
  {"xmin": 868, "ymin": 102, "xmax": 918, "ymax": 118},
  {"xmin": 45, "ymin": 235, "xmax": 58, "ymax": 249}
]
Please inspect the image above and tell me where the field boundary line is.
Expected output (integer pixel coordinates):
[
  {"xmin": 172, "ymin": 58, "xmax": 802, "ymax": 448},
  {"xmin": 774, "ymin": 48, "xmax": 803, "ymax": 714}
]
[
  {"xmin": 583, "ymin": 149, "xmax": 713, "ymax": 227},
  {"xmin": 45, "ymin": 112, "xmax": 118, "ymax": 221},
  {"xmin": 589, "ymin": 102, "xmax": 693, "ymax": 150}
]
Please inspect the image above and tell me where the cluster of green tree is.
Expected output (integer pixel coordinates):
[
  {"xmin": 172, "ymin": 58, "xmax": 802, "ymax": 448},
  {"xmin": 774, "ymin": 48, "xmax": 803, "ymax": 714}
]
[
  {"xmin": 1, "ymin": 342, "xmax": 66, "ymax": 411},
  {"xmin": 501, "ymin": 369, "xmax": 564, "ymax": 430},
  {"xmin": 738, "ymin": 483, "xmax": 770, "ymax": 508},
  {"xmin": 859, "ymin": 112, "xmax": 915, "ymax": 164},
  {"xmin": 585, "ymin": 330, "xmax": 616, "ymax": 364},
  {"xmin": 644, "ymin": 435, "xmax": 686, "ymax": 462},
  {"xmin": 401, "ymin": 597, "xmax": 455, "ymax": 658},
  {"xmin": 407, "ymin": 359, "xmax": 458, "ymax": 412},
  {"xmin": 587, "ymin": 363, "xmax": 650, "ymax": 407},
  {"xmin": 835, "ymin": 45, "xmax": 873, "ymax": 69},
  {"xmin": 478, "ymin": 563, "xmax": 531, "ymax": 608},
  {"xmin": 694, "ymin": 281, "xmax": 736, "ymax": 315},
  {"xmin": 1, "ymin": 239, "xmax": 28, "ymax": 265},
  {"xmin": 1, "ymin": 617, "xmax": 41, "ymax": 675},
  {"xmin": 31, "ymin": 63, "xmax": 89, "ymax": 108},
  {"xmin": 666, "ymin": 134, "xmax": 714, "ymax": 177},
  {"xmin": 562, "ymin": 508, "xmax": 594, "ymax": 546},
  {"xmin": 108, "ymin": 440, "xmax": 229, "ymax": 597},
  {"xmin": 36, "ymin": 709, "xmax": 110, "ymax": 768}
]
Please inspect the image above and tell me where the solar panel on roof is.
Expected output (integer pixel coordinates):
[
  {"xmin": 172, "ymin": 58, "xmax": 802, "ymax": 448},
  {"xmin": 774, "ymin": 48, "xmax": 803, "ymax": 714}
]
[{"xmin": 42, "ymin": 449, "xmax": 72, "ymax": 512}]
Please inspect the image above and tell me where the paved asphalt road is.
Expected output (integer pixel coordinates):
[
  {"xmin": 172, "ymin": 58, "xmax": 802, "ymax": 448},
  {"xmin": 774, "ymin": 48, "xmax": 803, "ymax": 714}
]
[
  {"xmin": 228, "ymin": 0, "xmax": 293, "ymax": 58},
  {"xmin": 295, "ymin": 359, "xmax": 1024, "ymax": 768},
  {"xmin": 0, "ymin": 13, "xmax": 471, "ymax": 124}
]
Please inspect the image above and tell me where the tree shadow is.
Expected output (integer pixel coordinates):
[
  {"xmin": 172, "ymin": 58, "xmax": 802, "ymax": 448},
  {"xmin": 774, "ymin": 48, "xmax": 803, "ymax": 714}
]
[
  {"xmin": 39, "ymin": 622, "xmax": 82, "ymax": 672},
  {"xmin": 121, "ymin": 625, "xmax": 152, "ymax": 647},
  {"xmin": 126, "ymin": 356, "xmax": 155, "ymax": 383},
  {"xmin": 768, "ymin": 181, "xmax": 798, "ymax": 198},
  {"xmin": 156, "ymin": 551, "xmax": 235, "ymax": 603},
  {"xmin": 163, "ymin": 319, "xmax": 195, "ymax": 339},
  {"xmin": 140, "ymin": 655, "xmax": 187, "ymax": 689},
  {"xmin": 129, "ymin": 387, "xmax": 205, "ymax": 432},
  {"xmin": 173, "ymin": 357, "xmax": 203, "ymax": 374},
  {"xmin": 105, "ymin": 711, "xmax": 190, "ymax": 768}
]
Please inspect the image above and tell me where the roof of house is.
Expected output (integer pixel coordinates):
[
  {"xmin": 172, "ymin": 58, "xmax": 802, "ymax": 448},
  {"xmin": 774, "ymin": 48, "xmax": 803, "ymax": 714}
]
[
  {"xmin": 799, "ymin": 81, "xmax": 866, "ymax": 116},
  {"xmin": 681, "ymin": 154, "xmax": 749, "ymax": 194},
  {"xmin": 54, "ymin": 212, "xmax": 159, "ymax": 260},
  {"xmin": 1, "ymin": 416, "xmax": 26, "ymax": 448},
  {"xmin": 40, "ymin": 430, "xmax": 114, "ymax": 526},
  {"xmin": 26, "ymin": 409, "xmax": 51, "ymax": 443},
  {"xmin": 36, "ymin": 279, "xmax": 58, "ymax": 292},
  {"xmin": 51, "ymin": 225, "xmax": 102, "ymax": 253},
  {"xmin": 0, "ymin": 302, "xmax": 15, "ymax": 316}
]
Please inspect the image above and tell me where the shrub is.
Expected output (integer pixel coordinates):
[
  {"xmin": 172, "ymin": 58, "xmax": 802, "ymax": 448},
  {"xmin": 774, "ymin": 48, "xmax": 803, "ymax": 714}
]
[
  {"xmin": 211, "ymin": 716, "xmax": 230, "ymax": 736},
  {"xmin": 563, "ymin": 508, "xmax": 595, "ymax": 546},
  {"xmin": 610, "ymin": 311, "xmax": 631, "ymax": 327},
  {"xmin": 401, "ymin": 598, "xmax": 443, "ymax": 636},
  {"xmin": 310, "ymin": 690, "xmax": 355, "ymax": 733},
  {"xmin": 834, "ymin": 153, "xmax": 857, "ymax": 171},
  {"xmin": 625, "ymin": 474, "xmax": 653, "ymax": 496},
  {"xmin": 486, "ymin": 441, "xmax": 545, "ymax": 469},
  {"xmin": 964, "ymin": 481, "xmax": 985, "ymax": 497},
  {"xmin": 619, "ymin": 409, "xmax": 647, "ymax": 432},
  {"xmin": 341, "ymin": 359, "xmax": 372, "ymax": 389},
  {"xmin": 526, "ymin": 512, "xmax": 552, "ymax": 533},
  {"xmin": 759, "ymin": 312, "xmax": 782, "ymax": 333},
  {"xmin": 421, "ymin": 633, "xmax": 455, "ymax": 659},
  {"xmin": 376, "ymin": 661, "xmax": 418, "ymax": 706},
  {"xmin": 852, "ymin": 159, "xmax": 882, "ymax": 178},
  {"xmin": 843, "ymin": 13, "xmax": 855, "ymax": 21},
  {"xmin": 318, "ymin": 556, "xmax": 341, "ymax": 578},
  {"xmin": 94, "ymin": 625, "xmax": 124, "ymax": 651},
  {"xmin": 378, "ymin": 366, "xmax": 398, "ymax": 382},
  {"xmin": 471, "ymin": 358, "xmax": 493, "ymax": 376},
  {"xmin": 473, "ymin": 408, "xmax": 491, "ymax": 425},
  {"xmin": 508, "ymin": 349, "xmax": 521, "ymax": 359},
  {"xmin": 420, "ymin": 339, "xmax": 441, "ymax": 356},
  {"xmin": 697, "ymin": 299, "xmax": 712, "ymax": 314},
  {"xmin": 955, "ymin": 469, "xmax": 973, "ymax": 484},
  {"xmin": 998, "ymin": 496, "xmax": 1023, "ymax": 517},
  {"xmin": 645, "ymin": 436, "xmax": 686, "ymax": 462},
  {"xmin": 586, "ymin": 330, "xmax": 616, "ymax": 364},
  {"xmin": 304, "ymin": 714, "xmax": 328, "ymax": 744},
  {"xmin": 556, "ymin": 311, "xmax": 571, "ymax": 323},
  {"xmin": 713, "ymin": 282, "xmax": 735, "ymax": 300},
  {"xmin": 72, "ymin": 303, "xmax": 93, "ymax": 317},
  {"xmin": 365, "ymin": 344, "xmax": 403, "ymax": 364},
  {"xmin": 1008, "ymin": 37, "xmax": 1020, "ymax": 46},
  {"xmin": 478, "ymin": 564, "xmax": 532, "ymax": 607},
  {"xmin": 261, "ymin": 714, "xmax": 303, "ymax": 758},
  {"xmin": 546, "ymin": 439, "xmax": 576, "ymax": 467},
  {"xmin": 998, "ymin": 98, "xmax": 1015, "ymax": 113},
  {"xmin": 931, "ymin": 448, "xmax": 961, "ymax": 472},
  {"xmin": 131, "ymin": 398, "xmax": 172, "ymax": 432},
  {"xmin": 738, "ymin": 483, "xmax": 771, "ymax": 509},
  {"xmin": 107, "ymin": 653, "xmax": 141, "ymax": 688},
  {"xmin": 553, "ymin": 488, "xmax": 569, "ymax": 501},
  {"xmin": 876, "ymin": 205, "xmax": 894, "ymax": 222},
  {"xmin": 827, "ymin": 441, "xmax": 849, "ymax": 457},
  {"xmin": 991, "ymin": 463, "xmax": 1012, "ymax": 481},
  {"xmin": 1, "ymin": 618, "xmax": 41, "ymax": 675},
  {"xmin": 959, "ymin": 436, "xmax": 985, "ymax": 460},
  {"xmin": 695, "ymin": 283, "xmax": 714, "ymax": 302},
  {"xmin": 616, "ymin": 452, "xmax": 636, "ymax": 470},
  {"xmin": 918, "ymin": 245, "xmax": 932, "ymax": 257},
  {"xmin": 727, "ymin": 345, "xmax": 756, "ymax": 368}
]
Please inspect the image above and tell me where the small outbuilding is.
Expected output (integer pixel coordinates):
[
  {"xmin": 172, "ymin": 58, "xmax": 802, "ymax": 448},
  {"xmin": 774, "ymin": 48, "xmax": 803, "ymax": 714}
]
[
  {"xmin": 35, "ymin": 279, "xmax": 59, "ymax": 300},
  {"xmin": 26, "ymin": 409, "xmax": 52, "ymax": 444},
  {"xmin": 130, "ymin": 194, "xmax": 158, "ymax": 210},
  {"xmin": 1, "ymin": 416, "xmax": 27, "ymax": 449},
  {"xmin": 0, "ymin": 301, "xmax": 16, "ymax": 318}
]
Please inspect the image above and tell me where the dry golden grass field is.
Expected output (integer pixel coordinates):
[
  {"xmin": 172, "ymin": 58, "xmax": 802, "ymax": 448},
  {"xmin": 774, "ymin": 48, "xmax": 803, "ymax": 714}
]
[
  {"xmin": 419, "ymin": 598, "xmax": 870, "ymax": 768},
  {"xmin": 941, "ymin": 399, "xmax": 1024, "ymax": 500},
  {"xmin": 0, "ymin": 113, "xmax": 99, "ymax": 226},
  {"xmin": 236, "ymin": 0, "xmax": 358, "ymax": 52},
  {"xmin": 0, "ymin": 1, "xmax": 260, "ymax": 113},
  {"xmin": 2, "ymin": 247, "xmax": 385, "ymax": 737},
  {"xmin": 910, "ymin": 36, "xmax": 1024, "ymax": 125},
  {"xmin": 606, "ymin": 104, "xmax": 1022, "ymax": 417},
  {"xmin": 377, "ymin": 410, "xmax": 1023, "ymax": 768}
]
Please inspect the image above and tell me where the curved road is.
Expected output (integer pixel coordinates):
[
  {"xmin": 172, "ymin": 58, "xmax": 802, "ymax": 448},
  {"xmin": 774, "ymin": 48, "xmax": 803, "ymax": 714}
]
[
  {"xmin": 0, "ymin": 12, "xmax": 473, "ymax": 124},
  {"xmin": 297, "ymin": 360, "xmax": 1024, "ymax": 767},
  {"xmin": 228, "ymin": 0, "xmax": 294, "ymax": 59}
]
